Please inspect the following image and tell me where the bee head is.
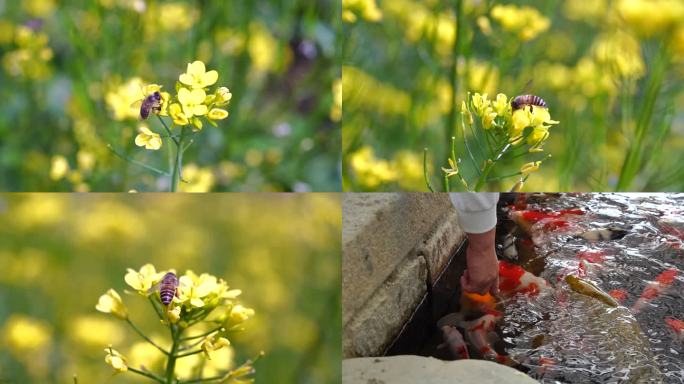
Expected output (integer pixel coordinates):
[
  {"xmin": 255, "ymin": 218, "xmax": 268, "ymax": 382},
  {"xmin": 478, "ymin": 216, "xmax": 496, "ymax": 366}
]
[{"xmin": 152, "ymin": 91, "xmax": 162, "ymax": 100}]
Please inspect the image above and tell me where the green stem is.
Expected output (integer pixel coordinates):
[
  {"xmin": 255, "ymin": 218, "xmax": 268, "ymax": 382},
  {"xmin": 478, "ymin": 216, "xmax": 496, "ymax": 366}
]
[
  {"xmin": 149, "ymin": 295, "xmax": 165, "ymax": 321},
  {"xmin": 129, "ymin": 367, "xmax": 165, "ymax": 383},
  {"xmin": 108, "ymin": 144, "xmax": 170, "ymax": 176},
  {"xmin": 423, "ymin": 148, "xmax": 435, "ymax": 192},
  {"xmin": 126, "ymin": 318, "xmax": 169, "ymax": 355},
  {"xmin": 443, "ymin": 173, "xmax": 450, "ymax": 192},
  {"xmin": 616, "ymin": 44, "xmax": 668, "ymax": 190},
  {"xmin": 180, "ymin": 327, "xmax": 223, "ymax": 341},
  {"xmin": 157, "ymin": 115, "xmax": 180, "ymax": 146},
  {"xmin": 165, "ymin": 325, "xmax": 180, "ymax": 383},
  {"xmin": 176, "ymin": 349, "xmax": 204, "ymax": 358},
  {"xmin": 474, "ymin": 143, "xmax": 510, "ymax": 191},
  {"xmin": 446, "ymin": 0, "xmax": 465, "ymax": 161},
  {"xmin": 171, "ymin": 126, "xmax": 188, "ymax": 192}
]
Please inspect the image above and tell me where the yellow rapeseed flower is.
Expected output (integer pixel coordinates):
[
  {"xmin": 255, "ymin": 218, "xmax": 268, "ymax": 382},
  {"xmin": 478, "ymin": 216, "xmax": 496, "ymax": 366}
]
[
  {"xmin": 491, "ymin": 4, "xmax": 550, "ymax": 41},
  {"xmin": 511, "ymin": 106, "xmax": 558, "ymax": 139},
  {"xmin": 169, "ymin": 103, "xmax": 190, "ymax": 126},
  {"xmin": 493, "ymin": 93, "xmax": 509, "ymax": 115},
  {"xmin": 616, "ymin": 0, "xmax": 684, "ymax": 37},
  {"xmin": 342, "ymin": 0, "xmax": 383, "ymax": 23},
  {"xmin": 521, "ymin": 161, "xmax": 541, "ymax": 175},
  {"xmin": 207, "ymin": 108, "xmax": 229, "ymax": 121},
  {"xmin": 177, "ymin": 271, "xmax": 219, "ymax": 308},
  {"xmin": 471, "ymin": 93, "xmax": 491, "ymax": 116},
  {"xmin": 201, "ymin": 336, "xmax": 231, "ymax": 360},
  {"xmin": 2, "ymin": 315, "xmax": 51, "ymax": 353},
  {"xmin": 214, "ymin": 87, "xmax": 233, "ymax": 106},
  {"xmin": 134, "ymin": 125, "xmax": 162, "ymax": 150},
  {"xmin": 178, "ymin": 88, "xmax": 208, "ymax": 118},
  {"xmin": 592, "ymin": 31, "xmax": 645, "ymax": 79},
  {"xmin": 179, "ymin": 164, "xmax": 216, "ymax": 192},
  {"xmin": 50, "ymin": 155, "xmax": 70, "ymax": 181},
  {"xmin": 95, "ymin": 289, "xmax": 128, "ymax": 320},
  {"xmin": 104, "ymin": 347, "xmax": 128, "ymax": 373},
  {"xmin": 124, "ymin": 264, "xmax": 165, "ymax": 295},
  {"xmin": 179, "ymin": 61, "xmax": 218, "ymax": 89}
]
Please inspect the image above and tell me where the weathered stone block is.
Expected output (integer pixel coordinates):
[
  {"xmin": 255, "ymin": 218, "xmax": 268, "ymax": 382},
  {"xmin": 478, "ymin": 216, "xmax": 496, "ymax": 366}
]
[
  {"xmin": 342, "ymin": 193, "xmax": 454, "ymax": 327},
  {"xmin": 342, "ymin": 356, "xmax": 540, "ymax": 384},
  {"xmin": 343, "ymin": 255, "xmax": 427, "ymax": 358}
]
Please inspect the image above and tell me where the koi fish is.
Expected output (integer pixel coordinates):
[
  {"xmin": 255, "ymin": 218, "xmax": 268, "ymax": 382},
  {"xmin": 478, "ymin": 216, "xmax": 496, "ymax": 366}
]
[
  {"xmin": 665, "ymin": 317, "xmax": 684, "ymax": 342},
  {"xmin": 500, "ymin": 233, "xmax": 518, "ymax": 260},
  {"xmin": 579, "ymin": 225, "xmax": 630, "ymax": 242},
  {"xmin": 565, "ymin": 275, "xmax": 619, "ymax": 307},
  {"xmin": 510, "ymin": 209, "xmax": 584, "ymax": 235},
  {"xmin": 437, "ymin": 311, "xmax": 517, "ymax": 366},
  {"xmin": 608, "ymin": 288, "xmax": 629, "ymax": 304},
  {"xmin": 577, "ymin": 250, "xmax": 608, "ymax": 278},
  {"xmin": 632, "ymin": 268, "xmax": 679, "ymax": 313},
  {"xmin": 461, "ymin": 291, "xmax": 497, "ymax": 313},
  {"xmin": 499, "ymin": 260, "xmax": 550, "ymax": 296},
  {"xmin": 438, "ymin": 325, "xmax": 470, "ymax": 359}
]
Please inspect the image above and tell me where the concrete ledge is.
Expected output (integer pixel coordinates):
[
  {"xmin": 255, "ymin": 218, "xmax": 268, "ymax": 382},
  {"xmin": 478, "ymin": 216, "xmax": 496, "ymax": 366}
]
[
  {"xmin": 343, "ymin": 255, "xmax": 427, "ymax": 357},
  {"xmin": 343, "ymin": 356, "xmax": 540, "ymax": 384},
  {"xmin": 342, "ymin": 193, "xmax": 466, "ymax": 358}
]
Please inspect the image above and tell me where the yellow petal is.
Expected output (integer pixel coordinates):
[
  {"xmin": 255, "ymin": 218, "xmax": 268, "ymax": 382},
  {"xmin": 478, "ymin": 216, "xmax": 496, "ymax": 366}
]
[
  {"xmin": 188, "ymin": 60, "xmax": 206, "ymax": 76},
  {"xmin": 192, "ymin": 104, "xmax": 208, "ymax": 116},
  {"xmin": 179, "ymin": 73, "xmax": 194, "ymax": 86},
  {"xmin": 177, "ymin": 88, "xmax": 191, "ymax": 104},
  {"xmin": 190, "ymin": 298, "xmax": 205, "ymax": 307},
  {"xmin": 189, "ymin": 89, "xmax": 206, "ymax": 104},
  {"xmin": 202, "ymin": 70, "xmax": 218, "ymax": 87},
  {"xmin": 208, "ymin": 108, "xmax": 228, "ymax": 120}
]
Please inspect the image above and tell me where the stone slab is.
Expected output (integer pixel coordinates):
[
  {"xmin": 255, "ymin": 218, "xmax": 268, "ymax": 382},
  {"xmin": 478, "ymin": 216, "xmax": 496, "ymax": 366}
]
[
  {"xmin": 342, "ymin": 193, "xmax": 455, "ymax": 326},
  {"xmin": 342, "ymin": 356, "xmax": 540, "ymax": 384},
  {"xmin": 343, "ymin": 255, "xmax": 427, "ymax": 358}
]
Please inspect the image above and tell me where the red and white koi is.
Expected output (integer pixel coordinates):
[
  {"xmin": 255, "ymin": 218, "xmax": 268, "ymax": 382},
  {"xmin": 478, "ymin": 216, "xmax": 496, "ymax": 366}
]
[
  {"xmin": 437, "ymin": 311, "xmax": 517, "ymax": 366},
  {"xmin": 665, "ymin": 317, "xmax": 684, "ymax": 342},
  {"xmin": 631, "ymin": 268, "xmax": 679, "ymax": 313},
  {"xmin": 438, "ymin": 325, "xmax": 470, "ymax": 359},
  {"xmin": 499, "ymin": 260, "xmax": 551, "ymax": 297}
]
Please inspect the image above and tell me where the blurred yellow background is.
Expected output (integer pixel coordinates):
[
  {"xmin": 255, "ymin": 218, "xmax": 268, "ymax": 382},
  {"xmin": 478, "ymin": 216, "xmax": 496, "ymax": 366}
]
[{"xmin": 0, "ymin": 193, "xmax": 341, "ymax": 383}]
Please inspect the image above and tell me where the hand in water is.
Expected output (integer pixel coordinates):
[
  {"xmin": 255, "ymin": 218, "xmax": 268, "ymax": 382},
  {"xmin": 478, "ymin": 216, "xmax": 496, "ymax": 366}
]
[{"xmin": 461, "ymin": 228, "xmax": 499, "ymax": 296}]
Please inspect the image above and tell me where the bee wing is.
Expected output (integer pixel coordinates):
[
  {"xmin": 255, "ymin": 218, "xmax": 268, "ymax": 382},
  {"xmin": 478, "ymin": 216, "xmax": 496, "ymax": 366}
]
[
  {"xmin": 130, "ymin": 99, "xmax": 143, "ymax": 109},
  {"xmin": 147, "ymin": 282, "xmax": 161, "ymax": 296}
]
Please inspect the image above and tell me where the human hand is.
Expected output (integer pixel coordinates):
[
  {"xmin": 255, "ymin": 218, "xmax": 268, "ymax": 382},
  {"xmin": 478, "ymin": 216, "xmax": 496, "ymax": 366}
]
[{"xmin": 461, "ymin": 228, "xmax": 499, "ymax": 296}]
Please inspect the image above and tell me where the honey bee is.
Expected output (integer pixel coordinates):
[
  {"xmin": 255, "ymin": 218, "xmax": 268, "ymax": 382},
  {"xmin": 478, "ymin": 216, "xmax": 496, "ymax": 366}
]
[
  {"xmin": 511, "ymin": 94, "xmax": 547, "ymax": 111},
  {"xmin": 159, "ymin": 272, "xmax": 179, "ymax": 306},
  {"xmin": 132, "ymin": 91, "xmax": 162, "ymax": 120}
]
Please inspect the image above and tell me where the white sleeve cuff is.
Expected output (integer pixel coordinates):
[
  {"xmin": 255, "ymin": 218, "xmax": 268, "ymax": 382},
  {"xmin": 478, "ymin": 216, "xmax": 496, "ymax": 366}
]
[{"xmin": 449, "ymin": 193, "xmax": 499, "ymax": 234}]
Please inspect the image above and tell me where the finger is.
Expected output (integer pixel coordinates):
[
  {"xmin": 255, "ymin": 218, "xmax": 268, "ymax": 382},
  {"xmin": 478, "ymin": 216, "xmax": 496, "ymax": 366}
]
[
  {"xmin": 490, "ymin": 276, "xmax": 500, "ymax": 296},
  {"xmin": 460, "ymin": 272, "xmax": 470, "ymax": 292}
]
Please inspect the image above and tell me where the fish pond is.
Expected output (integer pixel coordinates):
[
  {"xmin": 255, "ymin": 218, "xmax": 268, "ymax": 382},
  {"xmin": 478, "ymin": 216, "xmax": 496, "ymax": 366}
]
[{"xmin": 387, "ymin": 193, "xmax": 684, "ymax": 383}]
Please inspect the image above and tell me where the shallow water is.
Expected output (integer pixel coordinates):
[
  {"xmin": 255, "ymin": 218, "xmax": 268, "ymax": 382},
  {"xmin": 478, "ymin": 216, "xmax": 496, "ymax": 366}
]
[{"xmin": 499, "ymin": 193, "xmax": 684, "ymax": 383}]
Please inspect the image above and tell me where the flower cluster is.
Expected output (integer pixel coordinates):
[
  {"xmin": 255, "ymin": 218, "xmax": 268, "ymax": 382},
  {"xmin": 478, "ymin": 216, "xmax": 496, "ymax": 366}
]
[
  {"xmin": 490, "ymin": 4, "xmax": 550, "ymax": 41},
  {"xmin": 2, "ymin": 25, "xmax": 53, "ymax": 80},
  {"xmin": 469, "ymin": 92, "xmax": 558, "ymax": 151},
  {"xmin": 349, "ymin": 146, "xmax": 425, "ymax": 190},
  {"xmin": 342, "ymin": 0, "xmax": 383, "ymax": 23},
  {"xmin": 616, "ymin": 0, "xmax": 684, "ymax": 37},
  {"xmin": 95, "ymin": 263, "xmax": 258, "ymax": 383},
  {"xmin": 429, "ymin": 92, "xmax": 559, "ymax": 191}
]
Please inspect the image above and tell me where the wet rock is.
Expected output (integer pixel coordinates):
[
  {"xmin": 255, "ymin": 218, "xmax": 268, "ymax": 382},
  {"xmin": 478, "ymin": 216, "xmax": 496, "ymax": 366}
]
[{"xmin": 342, "ymin": 356, "xmax": 540, "ymax": 384}]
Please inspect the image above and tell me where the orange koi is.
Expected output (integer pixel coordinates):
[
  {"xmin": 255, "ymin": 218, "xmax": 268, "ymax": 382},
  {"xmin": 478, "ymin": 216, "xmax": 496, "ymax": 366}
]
[
  {"xmin": 632, "ymin": 268, "xmax": 678, "ymax": 313},
  {"xmin": 665, "ymin": 317, "xmax": 684, "ymax": 342},
  {"xmin": 499, "ymin": 260, "xmax": 550, "ymax": 296},
  {"xmin": 608, "ymin": 288, "xmax": 629, "ymax": 303}
]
